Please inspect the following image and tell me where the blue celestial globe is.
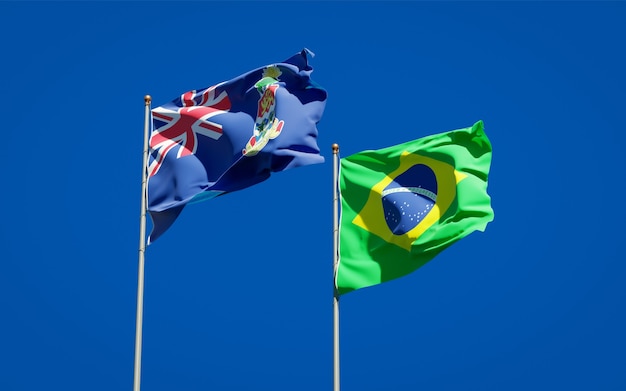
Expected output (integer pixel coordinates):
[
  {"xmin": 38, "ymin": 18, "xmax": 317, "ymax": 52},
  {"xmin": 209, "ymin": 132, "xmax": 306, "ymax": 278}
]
[{"xmin": 381, "ymin": 164, "xmax": 438, "ymax": 235}]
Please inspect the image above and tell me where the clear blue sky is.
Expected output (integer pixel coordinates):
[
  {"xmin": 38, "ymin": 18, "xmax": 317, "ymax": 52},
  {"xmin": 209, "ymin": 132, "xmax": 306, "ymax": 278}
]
[{"xmin": 1, "ymin": 2, "xmax": 625, "ymax": 390}]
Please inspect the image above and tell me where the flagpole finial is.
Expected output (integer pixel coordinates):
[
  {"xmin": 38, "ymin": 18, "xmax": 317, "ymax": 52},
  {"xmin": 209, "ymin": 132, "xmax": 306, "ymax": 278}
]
[
  {"xmin": 332, "ymin": 143, "xmax": 339, "ymax": 154},
  {"xmin": 144, "ymin": 95, "xmax": 152, "ymax": 105}
]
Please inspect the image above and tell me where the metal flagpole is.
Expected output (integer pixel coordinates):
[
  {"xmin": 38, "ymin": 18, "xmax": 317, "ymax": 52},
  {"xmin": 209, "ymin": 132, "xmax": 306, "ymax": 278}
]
[
  {"xmin": 332, "ymin": 143, "xmax": 340, "ymax": 391},
  {"xmin": 133, "ymin": 95, "xmax": 151, "ymax": 391}
]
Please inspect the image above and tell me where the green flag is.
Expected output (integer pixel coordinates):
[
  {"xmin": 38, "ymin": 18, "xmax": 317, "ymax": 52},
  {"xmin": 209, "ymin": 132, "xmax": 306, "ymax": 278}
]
[{"xmin": 336, "ymin": 121, "xmax": 494, "ymax": 295}]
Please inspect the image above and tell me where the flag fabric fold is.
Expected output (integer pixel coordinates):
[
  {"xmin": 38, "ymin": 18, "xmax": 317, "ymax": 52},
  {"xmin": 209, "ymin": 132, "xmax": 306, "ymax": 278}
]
[
  {"xmin": 336, "ymin": 121, "xmax": 494, "ymax": 295},
  {"xmin": 147, "ymin": 49, "xmax": 327, "ymax": 243}
]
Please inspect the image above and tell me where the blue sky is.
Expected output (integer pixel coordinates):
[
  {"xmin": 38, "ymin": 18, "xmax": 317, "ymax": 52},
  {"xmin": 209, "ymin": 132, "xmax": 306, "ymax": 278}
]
[{"xmin": 1, "ymin": 1, "xmax": 625, "ymax": 390}]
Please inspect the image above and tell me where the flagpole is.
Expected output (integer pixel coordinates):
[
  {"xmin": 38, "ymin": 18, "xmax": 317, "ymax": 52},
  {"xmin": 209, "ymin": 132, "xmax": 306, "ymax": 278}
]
[
  {"xmin": 332, "ymin": 143, "xmax": 340, "ymax": 391},
  {"xmin": 133, "ymin": 94, "xmax": 151, "ymax": 391}
]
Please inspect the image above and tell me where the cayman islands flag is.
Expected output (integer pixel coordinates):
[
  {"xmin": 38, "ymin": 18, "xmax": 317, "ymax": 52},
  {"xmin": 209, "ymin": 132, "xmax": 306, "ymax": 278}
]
[{"xmin": 147, "ymin": 49, "xmax": 327, "ymax": 243}]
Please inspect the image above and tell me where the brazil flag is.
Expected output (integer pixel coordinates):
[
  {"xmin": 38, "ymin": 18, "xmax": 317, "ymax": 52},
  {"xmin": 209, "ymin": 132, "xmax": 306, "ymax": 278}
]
[{"xmin": 336, "ymin": 121, "xmax": 494, "ymax": 295}]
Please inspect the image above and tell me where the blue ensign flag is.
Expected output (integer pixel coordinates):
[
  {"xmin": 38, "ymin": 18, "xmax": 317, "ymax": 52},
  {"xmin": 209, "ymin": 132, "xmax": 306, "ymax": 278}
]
[{"xmin": 147, "ymin": 49, "xmax": 327, "ymax": 243}]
